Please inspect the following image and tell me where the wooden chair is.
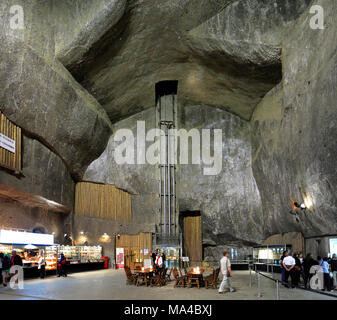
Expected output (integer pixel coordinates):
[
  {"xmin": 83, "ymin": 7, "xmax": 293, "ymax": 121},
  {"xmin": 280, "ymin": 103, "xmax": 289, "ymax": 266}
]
[
  {"xmin": 173, "ymin": 268, "xmax": 185, "ymax": 288},
  {"xmin": 166, "ymin": 268, "xmax": 173, "ymax": 282},
  {"xmin": 136, "ymin": 272, "xmax": 148, "ymax": 286},
  {"xmin": 204, "ymin": 268, "xmax": 220, "ymax": 289},
  {"xmin": 124, "ymin": 267, "xmax": 137, "ymax": 285},
  {"xmin": 150, "ymin": 268, "xmax": 166, "ymax": 287}
]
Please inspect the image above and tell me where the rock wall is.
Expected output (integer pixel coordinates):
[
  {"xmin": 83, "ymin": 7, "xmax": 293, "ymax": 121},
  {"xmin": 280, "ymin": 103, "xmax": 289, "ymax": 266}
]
[
  {"xmin": 0, "ymin": 0, "xmax": 113, "ymax": 180},
  {"xmin": 0, "ymin": 135, "xmax": 74, "ymax": 209},
  {"xmin": 84, "ymin": 104, "xmax": 264, "ymax": 256},
  {"xmin": 251, "ymin": 0, "xmax": 337, "ymax": 238}
]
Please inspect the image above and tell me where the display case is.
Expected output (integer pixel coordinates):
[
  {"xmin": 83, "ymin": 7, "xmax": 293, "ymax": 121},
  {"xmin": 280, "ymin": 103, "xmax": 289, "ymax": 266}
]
[
  {"xmin": 0, "ymin": 245, "xmax": 12, "ymax": 254},
  {"xmin": 80, "ymin": 246, "xmax": 102, "ymax": 263},
  {"xmin": 45, "ymin": 246, "xmax": 58, "ymax": 270},
  {"xmin": 57, "ymin": 245, "xmax": 80, "ymax": 263},
  {"xmin": 253, "ymin": 244, "xmax": 292, "ymax": 265}
]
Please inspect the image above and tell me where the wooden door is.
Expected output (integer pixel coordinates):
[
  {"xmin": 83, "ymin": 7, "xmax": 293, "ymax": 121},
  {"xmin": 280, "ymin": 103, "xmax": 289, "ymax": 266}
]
[{"xmin": 184, "ymin": 215, "xmax": 202, "ymax": 263}]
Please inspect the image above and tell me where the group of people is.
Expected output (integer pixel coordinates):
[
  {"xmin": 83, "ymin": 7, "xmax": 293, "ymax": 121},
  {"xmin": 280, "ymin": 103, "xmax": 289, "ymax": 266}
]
[
  {"xmin": 0, "ymin": 250, "xmax": 23, "ymax": 286},
  {"xmin": 151, "ymin": 250, "xmax": 166, "ymax": 274},
  {"xmin": 0, "ymin": 250, "xmax": 69, "ymax": 286},
  {"xmin": 281, "ymin": 251, "xmax": 337, "ymax": 291}
]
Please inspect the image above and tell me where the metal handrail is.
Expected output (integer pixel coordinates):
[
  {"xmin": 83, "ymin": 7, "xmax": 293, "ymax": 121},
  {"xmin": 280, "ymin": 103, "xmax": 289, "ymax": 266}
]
[
  {"xmin": 250, "ymin": 265, "xmax": 280, "ymax": 299},
  {"xmin": 253, "ymin": 269, "xmax": 337, "ymax": 299}
]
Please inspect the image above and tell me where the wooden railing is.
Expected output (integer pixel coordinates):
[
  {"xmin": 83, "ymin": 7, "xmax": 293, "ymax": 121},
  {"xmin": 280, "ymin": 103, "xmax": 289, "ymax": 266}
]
[
  {"xmin": 74, "ymin": 182, "xmax": 132, "ymax": 222},
  {"xmin": 0, "ymin": 111, "xmax": 22, "ymax": 172}
]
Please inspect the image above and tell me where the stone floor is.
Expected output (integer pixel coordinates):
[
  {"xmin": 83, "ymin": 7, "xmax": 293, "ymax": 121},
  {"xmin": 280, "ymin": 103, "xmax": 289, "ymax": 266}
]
[{"xmin": 0, "ymin": 269, "xmax": 335, "ymax": 300}]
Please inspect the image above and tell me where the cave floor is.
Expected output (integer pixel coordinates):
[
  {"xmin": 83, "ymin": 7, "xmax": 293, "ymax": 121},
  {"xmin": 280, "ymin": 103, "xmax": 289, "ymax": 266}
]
[{"xmin": 0, "ymin": 269, "xmax": 335, "ymax": 300}]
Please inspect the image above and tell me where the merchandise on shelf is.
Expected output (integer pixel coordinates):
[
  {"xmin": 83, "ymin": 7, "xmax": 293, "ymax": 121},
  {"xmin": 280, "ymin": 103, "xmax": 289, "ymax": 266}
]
[
  {"xmin": 45, "ymin": 246, "xmax": 58, "ymax": 270},
  {"xmin": 80, "ymin": 246, "xmax": 102, "ymax": 263},
  {"xmin": 57, "ymin": 245, "xmax": 80, "ymax": 262}
]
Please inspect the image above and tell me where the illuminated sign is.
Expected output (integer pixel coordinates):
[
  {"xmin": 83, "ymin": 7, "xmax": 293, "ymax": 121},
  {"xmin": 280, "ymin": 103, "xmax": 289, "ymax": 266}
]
[{"xmin": 0, "ymin": 230, "xmax": 54, "ymax": 245}]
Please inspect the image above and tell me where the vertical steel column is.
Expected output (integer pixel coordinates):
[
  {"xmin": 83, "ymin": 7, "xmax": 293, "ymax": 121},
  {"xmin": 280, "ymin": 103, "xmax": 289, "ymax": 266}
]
[
  {"xmin": 172, "ymin": 95, "xmax": 176, "ymax": 235},
  {"xmin": 158, "ymin": 98, "xmax": 162, "ymax": 235},
  {"xmin": 163, "ymin": 95, "xmax": 166, "ymax": 236},
  {"xmin": 168, "ymin": 124, "xmax": 171, "ymax": 236}
]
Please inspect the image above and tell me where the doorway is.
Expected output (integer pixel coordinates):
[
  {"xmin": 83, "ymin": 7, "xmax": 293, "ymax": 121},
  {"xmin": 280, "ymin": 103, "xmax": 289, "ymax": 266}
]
[{"xmin": 180, "ymin": 211, "xmax": 202, "ymax": 264}]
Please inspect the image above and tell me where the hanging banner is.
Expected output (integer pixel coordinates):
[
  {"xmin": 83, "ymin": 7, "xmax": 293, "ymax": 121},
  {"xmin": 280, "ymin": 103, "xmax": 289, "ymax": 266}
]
[
  {"xmin": 116, "ymin": 247, "xmax": 124, "ymax": 269},
  {"xmin": 0, "ymin": 133, "xmax": 15, "ymax": 153}
]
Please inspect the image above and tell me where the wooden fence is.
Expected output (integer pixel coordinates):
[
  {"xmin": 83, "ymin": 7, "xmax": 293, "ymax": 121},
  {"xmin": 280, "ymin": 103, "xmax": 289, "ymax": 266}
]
[
  {"xmin": 0, "ymin": 111, "xmax": 22, "ymax": 172},
  {"xmin": 116, "ymin": 232, "xmax": 152, "ymax": 267},
  {"xmin": 74, "ymin": 182, "xmax": 132, "ymax": 222}
]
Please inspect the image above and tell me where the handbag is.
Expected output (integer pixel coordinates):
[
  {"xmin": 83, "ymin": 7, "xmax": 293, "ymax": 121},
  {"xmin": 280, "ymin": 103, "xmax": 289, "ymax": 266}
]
[
  {"xmin": 329, "ymin": 272, "xmax": 333, "ymax": 278},
  {"xmin": 294, "ymin": 265, "xmax": 301, "ymax": 271}
]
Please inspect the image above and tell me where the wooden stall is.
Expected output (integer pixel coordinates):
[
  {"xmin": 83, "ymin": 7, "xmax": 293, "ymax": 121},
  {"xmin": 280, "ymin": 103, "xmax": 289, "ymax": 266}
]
[
  {"xmin": 74, "ymin": 182, "xmax": 132, "ymax": 222},
  {"xmin": 184, "ymin": 215, "xmax": 202, "ymax": 264},
  {"xmin": 0, "ymin": 111, "xmax": 22, "ymax": 172},
  {"xmin": 116, "ymin": 232, "xmax": 152, "ymax": 269}
]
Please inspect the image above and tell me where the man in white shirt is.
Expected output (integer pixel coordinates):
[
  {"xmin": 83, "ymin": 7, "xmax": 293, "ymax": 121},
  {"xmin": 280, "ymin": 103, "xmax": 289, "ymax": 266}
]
[
  {"xmin": 218, "ymin": 251, "xmax": 235, "ymax": 293},
  {"xmin": 282, "ymin": 252, "xmax": 296, "ymax": 288}
]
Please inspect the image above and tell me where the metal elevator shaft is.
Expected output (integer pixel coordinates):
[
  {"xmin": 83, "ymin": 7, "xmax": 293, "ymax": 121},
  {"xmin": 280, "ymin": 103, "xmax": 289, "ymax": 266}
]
[{"xmin": 156, "ymin": 81, "xmax": 178, "ymax": 241}]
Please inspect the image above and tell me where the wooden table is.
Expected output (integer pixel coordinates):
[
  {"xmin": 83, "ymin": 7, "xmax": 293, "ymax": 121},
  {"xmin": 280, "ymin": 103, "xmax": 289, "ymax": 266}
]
[
  {"xmin": 136, "ymin": 269, "xmax": 154, "ymax": 286},
  {"xmin": 187, "ymin": 269, "xmax": 204, "ymax": 288}
]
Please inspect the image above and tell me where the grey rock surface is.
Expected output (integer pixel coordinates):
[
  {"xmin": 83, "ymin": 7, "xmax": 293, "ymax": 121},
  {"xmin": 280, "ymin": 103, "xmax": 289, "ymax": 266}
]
[
  {"xmin": 0, "ymin": 0, "xmax": 113, "ymax": 179},
  {"xmin": 251, "ymin": 0, "xmax": 337, "ymax": 238},
  {"xmin": 69, "ymin": 0, "xmax": 311, "ymax": 122},
  {"xmin": 0, "ymin": 135, "xmax": 74, "ymax": 208}
]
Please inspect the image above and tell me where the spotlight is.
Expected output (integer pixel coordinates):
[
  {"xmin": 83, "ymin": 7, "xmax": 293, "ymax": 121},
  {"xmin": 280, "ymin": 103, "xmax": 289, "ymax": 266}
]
[{"xmin": 80, "ymin": 231, "xmax": 84, "ymax": 235}]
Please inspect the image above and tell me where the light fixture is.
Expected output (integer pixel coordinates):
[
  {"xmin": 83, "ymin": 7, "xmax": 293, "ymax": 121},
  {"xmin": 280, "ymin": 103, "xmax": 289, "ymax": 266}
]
[
  {"xmin": 80, "ymin": 231, "xmax": 84, "ymax": 235},
  {"xmin": 64, "ymin": 234, "xmax": 67, "ymax": 237},
  {"xmin": 303, "ymin": 196, "xmax": 313, "ymax": 209}
]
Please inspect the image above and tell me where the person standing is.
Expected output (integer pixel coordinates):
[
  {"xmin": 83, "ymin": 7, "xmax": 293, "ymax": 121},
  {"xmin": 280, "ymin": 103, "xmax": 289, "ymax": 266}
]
[
  {"xmin": 218, "ymin": 251, "xmax": 235, "ymax": 294},
  {"xmin": 322, "ymin": 257, "xmax": 333, "ymax": 291},
  {"xmin": 282, "ymin": 252, "xmax": 296, "ymax": 288},
  {"xmin": 280, "ymin": 251, "xmax": 287, "ymax": 284},
  {"xmin": 0, "ymin": 253, "xmax": 10, "ymax": 287},
  {"xmin": 10, "ymin": 250, "xmax": 23, "ymax": 267},
  {"xmin": 151, "ymin": 251, "xmax": 156, "ymax": 267},
  {"xmin": 155, "ymin": 252, "xmax": 163, "ymax": 274},
  {"xmin": 302, "ymin": 253, "xmax": 318, "ymax": 288},
  {"xmin": 38, "ymin": 253, "xmax": 46, "ymax": 279},
  {"xmin": 58, "ymin": 253, "xmax": 67, "ymax": 277},
  {"xmin": 293, "ymin": 253, "xmax": 301, "ymax": 287},
  {"xmin": 330, "ymin": 254, "xmax": 337, "ymax": 290}
]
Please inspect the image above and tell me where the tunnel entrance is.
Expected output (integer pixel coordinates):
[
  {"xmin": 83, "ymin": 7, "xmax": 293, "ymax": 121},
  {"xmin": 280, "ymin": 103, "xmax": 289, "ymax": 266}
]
[{"xmin": 180, "ymin": 211, "xmax": 202, "ymax": 264}]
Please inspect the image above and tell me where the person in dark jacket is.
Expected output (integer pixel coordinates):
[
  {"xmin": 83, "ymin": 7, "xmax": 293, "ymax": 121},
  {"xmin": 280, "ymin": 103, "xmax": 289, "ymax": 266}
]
[
  {"xmin": 293, "ymin": 253, "xmax": 301, "ymax": 287},
  {"xmin": 11, "ymin": 251, "xmax": 23, "ymax": 267},
  {"xmin": 151, "ymin": 251, "xmax": 157, "ymax": 267},
  {"xmin": 57, "ymin": 253, "xmax": 67, "ymax": 277},
  {"xmin": 280, "ymin": 251, "xmax": 287, "ymax": 284},
  {"xmin": 302, "ymin": 253, "xmax": 319, "ymax": 288},
  {"xmin": 0, "ymin": 253, "xmax": 11, "ymax": 287},
  {"xmin": 330, "ymin": 254, "xmax": 337, "ymax": 290}
]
